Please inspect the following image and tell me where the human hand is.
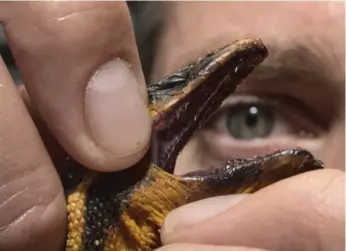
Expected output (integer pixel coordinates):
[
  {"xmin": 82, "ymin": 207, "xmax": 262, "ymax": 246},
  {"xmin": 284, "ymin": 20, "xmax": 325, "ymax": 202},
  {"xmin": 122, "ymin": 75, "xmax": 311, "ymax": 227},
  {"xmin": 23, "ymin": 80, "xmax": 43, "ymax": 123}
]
[
  {"xmin": 158, "ymin": 168, "xmax": 344, "ymax": 251},
  {"xmin": 0, "ymin": 2, "xmax": 150, "ymax": 250}
]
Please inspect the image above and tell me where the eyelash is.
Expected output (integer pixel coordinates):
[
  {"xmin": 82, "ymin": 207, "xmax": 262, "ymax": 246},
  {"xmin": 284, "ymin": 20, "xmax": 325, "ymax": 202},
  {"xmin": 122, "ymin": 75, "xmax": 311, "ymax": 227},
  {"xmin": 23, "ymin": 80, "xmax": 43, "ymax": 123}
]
[{"xmin": 208, "ymin": 95, "xmax": 322, "ymax": 141}]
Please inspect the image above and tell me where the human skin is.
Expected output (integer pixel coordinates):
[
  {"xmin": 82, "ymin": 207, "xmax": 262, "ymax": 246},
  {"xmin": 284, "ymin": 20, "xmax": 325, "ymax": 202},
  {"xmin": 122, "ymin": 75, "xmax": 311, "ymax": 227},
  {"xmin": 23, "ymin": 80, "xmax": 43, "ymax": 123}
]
[
  {"xmin": 154, "ymin": 2, "xmax": 345, "ymax": 251},
  {"xmin": 0, "ymin": 2, "xmax": 344, "ymax": 251}
]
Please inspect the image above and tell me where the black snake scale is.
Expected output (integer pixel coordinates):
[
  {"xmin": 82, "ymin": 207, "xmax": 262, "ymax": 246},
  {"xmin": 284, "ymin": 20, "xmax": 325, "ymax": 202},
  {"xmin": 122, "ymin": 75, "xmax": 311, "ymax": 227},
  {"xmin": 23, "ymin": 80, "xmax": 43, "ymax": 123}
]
[{"xmin": 57, "ymin": 38, "xmax": 324, "ymax": 251}]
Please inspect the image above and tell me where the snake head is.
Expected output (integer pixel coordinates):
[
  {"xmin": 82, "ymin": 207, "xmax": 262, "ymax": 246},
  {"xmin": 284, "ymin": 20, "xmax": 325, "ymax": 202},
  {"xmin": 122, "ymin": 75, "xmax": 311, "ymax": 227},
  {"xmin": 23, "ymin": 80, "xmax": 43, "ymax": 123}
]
[
  {"xmin": 148, "ymin": 38, "xmax": 268, "ymax": 173},
  {"xmin": 62, "ymin": 38, "xmax": 324, "ymax": 251}
]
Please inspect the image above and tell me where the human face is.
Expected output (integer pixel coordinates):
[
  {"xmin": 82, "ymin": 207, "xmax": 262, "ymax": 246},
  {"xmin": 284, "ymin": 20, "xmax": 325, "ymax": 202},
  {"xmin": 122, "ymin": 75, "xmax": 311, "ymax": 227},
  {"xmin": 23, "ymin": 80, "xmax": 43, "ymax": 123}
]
[{"xmin": 149, "ymin": 2, "xmax": 345, "ymax": 174}]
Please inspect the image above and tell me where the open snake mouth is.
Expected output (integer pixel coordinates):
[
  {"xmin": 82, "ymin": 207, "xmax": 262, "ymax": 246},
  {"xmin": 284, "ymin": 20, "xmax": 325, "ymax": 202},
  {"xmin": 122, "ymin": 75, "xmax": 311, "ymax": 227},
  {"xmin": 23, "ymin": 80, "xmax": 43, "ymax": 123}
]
[
  {"xmin": 148, "ymin": 39, "xmax": 268, "ymax": 173},
  {"xmin": 62, "ymin": 38, "xmax": 324, "ymax": 251}
]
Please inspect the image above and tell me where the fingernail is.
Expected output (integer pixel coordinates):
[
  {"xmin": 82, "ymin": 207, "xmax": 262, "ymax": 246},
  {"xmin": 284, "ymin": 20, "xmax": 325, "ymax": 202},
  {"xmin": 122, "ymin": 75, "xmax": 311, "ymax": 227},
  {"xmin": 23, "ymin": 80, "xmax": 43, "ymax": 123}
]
[
  {"xmin": 162, "ymin": 195, "xmax": 248, "ymax": 235},
  {"xmin": 85, "ymin": 59, "xmax": 151, "ymax": 167}
]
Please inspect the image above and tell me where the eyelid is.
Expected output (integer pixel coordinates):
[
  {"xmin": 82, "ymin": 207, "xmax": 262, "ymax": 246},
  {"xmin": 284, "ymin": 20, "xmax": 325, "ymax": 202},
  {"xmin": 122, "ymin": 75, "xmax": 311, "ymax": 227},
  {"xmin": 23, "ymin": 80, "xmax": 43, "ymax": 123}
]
[
  {"xmin": 235, "ymin": 81, "xmax": 333, "ymax": 130},
  {"xmin": 218, "ymin": 93, "xmax": 327, "ymax": 131},
  {"xmin": 210, "ymin": 94, "xmax": 323, "ymax": 137},
  {"xmin": 196, "ymin": 95, "xmax": 324, "ymax": 163},
  {"xmin": 262, "ymin": 94, "xmax": 330, "ymax": 130}
]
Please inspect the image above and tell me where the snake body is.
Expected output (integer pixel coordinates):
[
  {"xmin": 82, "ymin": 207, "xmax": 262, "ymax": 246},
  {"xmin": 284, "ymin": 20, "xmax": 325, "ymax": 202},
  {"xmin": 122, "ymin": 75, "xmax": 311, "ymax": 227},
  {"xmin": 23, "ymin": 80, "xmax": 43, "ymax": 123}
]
[{"xmin": 58, "ymin": 39, "xmax": 324, "ymax": 251}]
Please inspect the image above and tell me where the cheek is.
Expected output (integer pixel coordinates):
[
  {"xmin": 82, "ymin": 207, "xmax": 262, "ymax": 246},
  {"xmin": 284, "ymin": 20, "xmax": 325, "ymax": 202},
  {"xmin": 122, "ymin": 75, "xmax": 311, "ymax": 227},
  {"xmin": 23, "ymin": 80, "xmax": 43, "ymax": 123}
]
[
  {"xmin": 174, "ymin": 137, "xmax": 202, "ymax": 175},
  {"xmin": 318, "ymin": 121, "xmax": 345, "ymax": 171}
]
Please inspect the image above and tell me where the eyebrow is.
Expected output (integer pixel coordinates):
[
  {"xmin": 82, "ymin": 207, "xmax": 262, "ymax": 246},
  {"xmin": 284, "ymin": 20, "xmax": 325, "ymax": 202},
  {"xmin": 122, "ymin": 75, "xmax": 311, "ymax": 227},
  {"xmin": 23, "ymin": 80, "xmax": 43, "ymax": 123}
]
[
  {"xmin": 236, "ymin": 43, "xmax": 344, "ymax": 129},
  {"xmin": 252, "ymin": 44, "xmax": 344, "ymax": 86}
]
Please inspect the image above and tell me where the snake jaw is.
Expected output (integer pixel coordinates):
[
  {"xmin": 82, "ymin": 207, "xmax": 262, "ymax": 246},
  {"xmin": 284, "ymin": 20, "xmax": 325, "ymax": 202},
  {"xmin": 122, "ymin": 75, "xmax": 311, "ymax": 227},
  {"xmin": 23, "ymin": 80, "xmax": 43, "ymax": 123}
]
[
  {"xmin": 62, "ymin": 38, "xmax": 324, "ymax": 251},
  {"xmin": 180, "ymin": 148, "xmax": 324, "ymax": 197},
  {"xmin": 148, "ymin": 38, "xmax": 268, "ymax": 173}
]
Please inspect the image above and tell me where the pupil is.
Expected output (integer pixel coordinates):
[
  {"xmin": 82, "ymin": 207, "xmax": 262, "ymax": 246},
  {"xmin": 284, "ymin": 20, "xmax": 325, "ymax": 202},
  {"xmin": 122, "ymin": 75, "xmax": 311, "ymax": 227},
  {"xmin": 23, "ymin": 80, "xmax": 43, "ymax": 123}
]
[
  {"xmin": 226, "ymin": 103, "xmax": 274, "ymax": 140},
  {"xmin": 246, "ymin": 106, "xmax": 259, "ymax": 127}
]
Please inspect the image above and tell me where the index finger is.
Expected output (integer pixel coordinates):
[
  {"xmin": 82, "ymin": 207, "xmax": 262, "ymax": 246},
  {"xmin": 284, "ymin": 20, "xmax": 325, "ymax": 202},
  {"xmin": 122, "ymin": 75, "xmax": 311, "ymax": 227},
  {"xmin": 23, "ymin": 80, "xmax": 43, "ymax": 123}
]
[{"xmin": 0, "ymin": 1, "xmax": 151, "ymax": 172}]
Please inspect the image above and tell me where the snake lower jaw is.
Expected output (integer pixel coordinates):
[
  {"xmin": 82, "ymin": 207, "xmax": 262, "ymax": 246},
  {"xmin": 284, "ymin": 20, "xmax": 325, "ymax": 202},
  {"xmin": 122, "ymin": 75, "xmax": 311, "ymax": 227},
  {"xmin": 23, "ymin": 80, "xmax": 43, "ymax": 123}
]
[{"xmin": 62, "ymin": 38, "xmax": 325, "ymax": 251}]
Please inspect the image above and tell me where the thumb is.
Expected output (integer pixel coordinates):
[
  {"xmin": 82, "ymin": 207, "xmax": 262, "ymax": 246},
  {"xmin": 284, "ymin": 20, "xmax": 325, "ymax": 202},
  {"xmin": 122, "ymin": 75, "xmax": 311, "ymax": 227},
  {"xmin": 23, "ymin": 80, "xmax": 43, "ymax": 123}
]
[{"xmin": 0, "ymin": 1, "xmax": 151, "ymax": 172}]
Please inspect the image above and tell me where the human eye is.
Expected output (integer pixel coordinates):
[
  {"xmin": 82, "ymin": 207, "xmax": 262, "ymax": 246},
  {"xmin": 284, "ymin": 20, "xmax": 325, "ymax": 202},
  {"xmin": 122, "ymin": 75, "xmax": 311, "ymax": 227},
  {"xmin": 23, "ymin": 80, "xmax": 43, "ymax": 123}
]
[
  {"xmin": 193, "ymin": 93, "xmax": 325, "ymax": 167},
  {"xmin": 213, "ymin": 94, "xmax": 319, "ymax": 139}
]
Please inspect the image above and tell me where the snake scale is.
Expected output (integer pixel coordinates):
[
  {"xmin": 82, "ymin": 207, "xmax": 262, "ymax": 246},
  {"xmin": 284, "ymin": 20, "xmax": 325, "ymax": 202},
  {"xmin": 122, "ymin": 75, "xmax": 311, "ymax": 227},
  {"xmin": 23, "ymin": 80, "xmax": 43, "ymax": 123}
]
[{"xmin": 57, "ymin": 38, "xmax": 324, "ymax": 251}]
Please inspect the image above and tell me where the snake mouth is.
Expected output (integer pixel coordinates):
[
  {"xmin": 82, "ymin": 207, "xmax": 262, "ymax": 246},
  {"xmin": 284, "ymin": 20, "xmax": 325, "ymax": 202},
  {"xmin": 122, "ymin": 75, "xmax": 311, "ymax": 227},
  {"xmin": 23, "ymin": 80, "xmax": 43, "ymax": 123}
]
[
  {"xmin": 148, "ymin": 39, "xmax": 269, "ymax": 173},
  {"xmin": 181, "ymin": 147, "xmax": 324, "ymax": 195}
]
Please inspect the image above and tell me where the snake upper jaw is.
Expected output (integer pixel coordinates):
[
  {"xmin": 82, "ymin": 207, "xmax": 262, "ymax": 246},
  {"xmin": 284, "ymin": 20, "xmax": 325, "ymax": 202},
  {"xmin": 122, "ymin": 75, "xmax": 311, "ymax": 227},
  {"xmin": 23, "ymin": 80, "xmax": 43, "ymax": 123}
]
[
  {"xmin": 148, "ymin": 38, "xmax": 269, "ymax": 173},
  {"xmin": 62, "ymin": 38, "xmax": 326, "ymax": 251}
]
